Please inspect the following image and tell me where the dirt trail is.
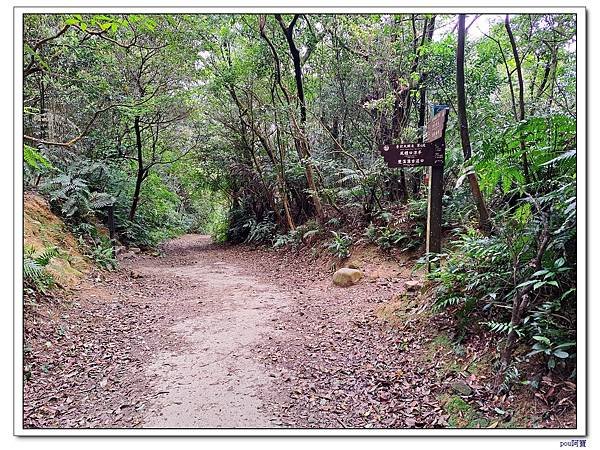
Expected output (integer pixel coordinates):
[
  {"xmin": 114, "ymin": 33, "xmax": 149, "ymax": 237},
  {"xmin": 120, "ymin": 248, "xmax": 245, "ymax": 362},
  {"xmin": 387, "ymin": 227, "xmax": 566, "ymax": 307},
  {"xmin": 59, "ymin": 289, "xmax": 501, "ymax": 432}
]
[
  {"xmin": 135, "ymin": 236, "xmax": 290, "ymax": 427},
  {"xmin": 23, "ymin": 234, "xmax": 575, "ymax": 429},
  {"xmin": 25, "ymin": 233, "xmax": 439, "ymax": 429},
  {"xmin": 24, "ymin": 234, "xmax": 295, "ymax": 428}
]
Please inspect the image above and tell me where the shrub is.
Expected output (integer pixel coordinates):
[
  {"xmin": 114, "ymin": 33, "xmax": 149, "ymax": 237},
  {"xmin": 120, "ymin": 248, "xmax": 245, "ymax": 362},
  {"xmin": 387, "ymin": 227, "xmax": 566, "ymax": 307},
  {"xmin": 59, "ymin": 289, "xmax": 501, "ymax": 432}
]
[
  {"xmin": 244, "ymin": 216, "xmax": 277, "ymax": 244},
  {"xmin": 327, "ymin": 231, "xmax": 352, "ymax": 259},
  {"xmin": 75, "ymin": 223, "xmax": 117, "ymax": 270},
  {"xmin": 426, "ymin": 188, "xmax": 576, "ymax": 380},
  {"xmin": 272, "ymin": 221, "xmax": 321, "ymax": 250}
]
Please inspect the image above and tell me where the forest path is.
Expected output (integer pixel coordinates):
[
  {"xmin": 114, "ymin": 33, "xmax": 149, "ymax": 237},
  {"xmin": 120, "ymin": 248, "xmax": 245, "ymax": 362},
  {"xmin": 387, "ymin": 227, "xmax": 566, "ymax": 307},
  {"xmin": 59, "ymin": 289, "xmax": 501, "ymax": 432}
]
[
  {"xmin": 25, "ymin": 232, "xmax": 449, "ymax": 429},
  {"xmin": 123, "ymin": 235, "xmax": 291, "ymax": 428}
]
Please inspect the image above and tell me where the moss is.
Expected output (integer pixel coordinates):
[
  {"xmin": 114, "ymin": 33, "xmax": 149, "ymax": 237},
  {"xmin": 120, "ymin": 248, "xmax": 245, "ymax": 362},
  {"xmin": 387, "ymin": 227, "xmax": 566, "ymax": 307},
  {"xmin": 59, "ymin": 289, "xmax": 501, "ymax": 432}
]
[
  {"xmin": 442, "ymin": 395, "xmax": 489, "ymax": 428},
  {"xmin": 445, "ymin": 395, "xmax": 471, "ymax": 414},
  {"xmin": 431, "ymin": 334, "xmax": 452, "ymax": 348}
]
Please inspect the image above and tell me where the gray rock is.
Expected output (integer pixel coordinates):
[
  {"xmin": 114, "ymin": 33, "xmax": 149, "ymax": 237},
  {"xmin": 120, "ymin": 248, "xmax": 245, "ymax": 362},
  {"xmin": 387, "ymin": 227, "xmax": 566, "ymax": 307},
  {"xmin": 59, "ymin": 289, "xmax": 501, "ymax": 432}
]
[{"xmin": 451, "ymin": 381, "xmax": 473, "ymax": 396}]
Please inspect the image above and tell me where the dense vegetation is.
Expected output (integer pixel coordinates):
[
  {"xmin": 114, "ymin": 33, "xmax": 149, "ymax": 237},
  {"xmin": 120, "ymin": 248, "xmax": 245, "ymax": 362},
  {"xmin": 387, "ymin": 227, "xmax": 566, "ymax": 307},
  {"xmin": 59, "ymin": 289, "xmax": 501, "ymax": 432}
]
[{"xmin": 23, "ymin": 13, "xmax": 577, "ymax": 389}]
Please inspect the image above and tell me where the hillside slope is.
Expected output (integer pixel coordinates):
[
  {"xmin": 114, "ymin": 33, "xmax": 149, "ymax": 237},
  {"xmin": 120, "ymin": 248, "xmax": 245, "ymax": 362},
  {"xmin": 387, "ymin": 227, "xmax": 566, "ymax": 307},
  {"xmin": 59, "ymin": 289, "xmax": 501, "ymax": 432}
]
[{"xmin": 24, "ymin": 193, "xmax": 90, "ymax": 289}]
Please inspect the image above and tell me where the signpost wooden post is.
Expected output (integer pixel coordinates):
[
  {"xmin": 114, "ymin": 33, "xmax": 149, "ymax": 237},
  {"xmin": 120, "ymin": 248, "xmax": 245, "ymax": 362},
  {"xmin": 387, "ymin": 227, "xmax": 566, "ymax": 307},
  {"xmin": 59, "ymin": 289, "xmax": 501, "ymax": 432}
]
[
  {"xmin": 424, "ymin": 108, "xmax": 449, "ymax": 260},
  {"xmin": 378, "ymin": 108, "xmax": 449, "ymax": 270}
]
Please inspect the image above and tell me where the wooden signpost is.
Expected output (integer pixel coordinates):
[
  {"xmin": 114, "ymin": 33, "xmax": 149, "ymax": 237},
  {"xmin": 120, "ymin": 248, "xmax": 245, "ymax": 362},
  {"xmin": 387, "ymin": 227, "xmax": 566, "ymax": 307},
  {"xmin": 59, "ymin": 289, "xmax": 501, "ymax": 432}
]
[{"xmin": 379, "ymin": 108, "xmax": 449, "ymax": 265}]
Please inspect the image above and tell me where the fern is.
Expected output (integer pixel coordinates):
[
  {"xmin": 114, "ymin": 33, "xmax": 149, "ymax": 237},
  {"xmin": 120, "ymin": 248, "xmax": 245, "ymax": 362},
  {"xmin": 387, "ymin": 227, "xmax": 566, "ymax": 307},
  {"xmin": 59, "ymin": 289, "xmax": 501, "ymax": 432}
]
[
  {"xmin": 43, "ymin": 171, "xmax": 114, "ymax": 218},
  {"xmin": 482, "ymin": 320, "xmax": 523, "ymax": 336},
  {"xmin": 23, "ymin": 245, "xmax": 58, "ymax": 293},
  {"xmin": 243, "ymin": 217, "xmax": 277, "ymax": 244},
  {"xmin": 24, "ymin": 144, "xmax": 52, "ymax": 170},
  {"xmin": 542, "ymin": 148, "xmax": 576, "ymax": 167},
  {"xmin": 23, "ymin": 258, "xmax": 44, "ymax": 281},
  {"xmin": 89, "ymin": 192, "xmax": 116, "ymax": 209},
  {"xmin": 61, "ymin": 193, "xmax": 88, "ymax": 217},
  {"xmin": 432, "ymin": 295, "xmax": 465, "ymax": 312},
  {"xmin": 33, "ymin": 246, "xmax": 59, "ymax": 266},
  {"xmin": 499, "ymin": 365, "xmax": 520, "ymax": 393}
]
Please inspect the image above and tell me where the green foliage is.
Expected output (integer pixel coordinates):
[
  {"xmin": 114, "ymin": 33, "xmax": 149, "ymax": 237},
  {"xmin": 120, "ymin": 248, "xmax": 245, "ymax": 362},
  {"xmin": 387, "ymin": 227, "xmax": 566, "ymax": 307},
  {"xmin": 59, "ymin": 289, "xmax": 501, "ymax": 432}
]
[
  {"xmin": 442, "ymin": 395, "xmax": 488, "ymax": 428},
  {"xmin": 206, "ymin": 204, "xmax": 229, "ymax": 243},
  {"xmin": 364, "ymin": 212, "xmax": 423, "ymax": 252},
  {"xmin": 107, "ymin": 170, "xmax": 189, "ymax": 247},
  {"xmin": 89, "ymin": 240, "xmax": 117, "ymax": 270},
  {"xmin": 527, "ymin": 337, "xmax": 575, "ymax": 370},
  {"xmin": 483, "ymin": 321, "xmax": 518, "ymax": 335},
  {"xmin": 22, "ymin": 13, "xmax": 577, "ymax": 383},
  {"xmin": 369, "ymin": 225, "xmax": 409, "ymax": 251},
  {"xmin": 327, "ymin": 231, "xmax": 352, "ymax": 259},
  {"xmin": 24, "ymin": 245, "xmax": 59, "ymax": 294},
  {"xmin": 24, "ymin": 145, "xmax": 52, "ymax": 171},
  {"xmin": 427, "ymin": 189, "xmax": 576, "ymax": 370},
  {"xmin": 474, "ymin": 115, "xmax": 576, "ymax": 197},
  {"xmin": 272, "ymin": 221, "xmax": 321, "ymax": 250},
  {"xmin": 407, "ymin": 198, "xmax": 428, "ymax": 222},
  {"xmin": 244, "ymin": 216, "xmax": 277, "ymax": 244},
  {"xmin": 42, "ymin": 171, "xmax": 115, "ymax": 220},
  {"xmin": 89, "ymin": 192, "xmax": 116, "ymax": 210},
  {"xmin": 75, "ymin": 223, "xmax": 117, "ymax": 270}
]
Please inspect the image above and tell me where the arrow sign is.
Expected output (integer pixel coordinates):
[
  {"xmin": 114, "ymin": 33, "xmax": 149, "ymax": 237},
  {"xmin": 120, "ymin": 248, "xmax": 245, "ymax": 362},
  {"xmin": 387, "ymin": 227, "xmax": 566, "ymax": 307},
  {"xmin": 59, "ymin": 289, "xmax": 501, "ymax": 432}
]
[{"xmin": 426, "ymin": 108, "xmax": 450, "ymax": 143}]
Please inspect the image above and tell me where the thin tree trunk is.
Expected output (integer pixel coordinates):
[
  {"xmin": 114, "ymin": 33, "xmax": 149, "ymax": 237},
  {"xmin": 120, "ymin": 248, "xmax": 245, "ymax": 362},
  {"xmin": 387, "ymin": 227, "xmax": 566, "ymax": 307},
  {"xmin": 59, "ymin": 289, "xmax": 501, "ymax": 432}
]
[
  {"xmin": 34, "ymin": 75, "xmax": 47, "ymax": 188},
  {"xmin": 497, "ymin": 207, "xmax": 551, "ymax": 386},
  {"xmin": 129, "ymin": 116, "xmax": 145, "ymax": 222},
  {"xmin": 456, "ymin": 14, "xmax": 491, "ymax": 232},
  {"xmin": 505, "ymin": 15, "xmax": 531, "ymax": 184},
  {"xmin": 226, "ymin": 79, "xmax": 295, "ymax": 232}
]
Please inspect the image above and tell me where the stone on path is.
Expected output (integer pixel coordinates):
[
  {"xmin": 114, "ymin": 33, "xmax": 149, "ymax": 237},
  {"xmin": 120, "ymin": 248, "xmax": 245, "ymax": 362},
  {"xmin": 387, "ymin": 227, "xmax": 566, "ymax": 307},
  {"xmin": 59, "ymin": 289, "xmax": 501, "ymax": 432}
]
[
  {"xmin": 333, "ymin": 268, "xmax": 363, "ymax": 287},
  {"xmin": 405, "ymin": 280, "xmax": 423, "ymax": 291},
  {"xmin": 450, "ymin": 381, "xmax": 473, "ymax": 396}
]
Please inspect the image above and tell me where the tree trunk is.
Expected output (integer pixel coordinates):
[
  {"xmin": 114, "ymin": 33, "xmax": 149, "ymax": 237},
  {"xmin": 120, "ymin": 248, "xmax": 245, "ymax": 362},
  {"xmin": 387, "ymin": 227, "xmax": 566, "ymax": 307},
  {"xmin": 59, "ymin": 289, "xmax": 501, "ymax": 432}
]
[
  {"xmin": 275, "ymin": 14, "xmax": 325, "ymax": 224},
  {"xmin": 505, "ymin": 15, "xmax": 531, "ymax": 184},
  {"xmin": 129, "ymin": 116, "xmax": 145, "ymax": 222},
  {"xmin": 497, "ymin": 208, "xmax": 551, "ymax": 387},
  {"xmin": 456, "ymin": 14, "xmax": 491, "ymax": 233},
  {"xmin": 129, "ymin": 171, "xmax": 143, "ymax": 222}
]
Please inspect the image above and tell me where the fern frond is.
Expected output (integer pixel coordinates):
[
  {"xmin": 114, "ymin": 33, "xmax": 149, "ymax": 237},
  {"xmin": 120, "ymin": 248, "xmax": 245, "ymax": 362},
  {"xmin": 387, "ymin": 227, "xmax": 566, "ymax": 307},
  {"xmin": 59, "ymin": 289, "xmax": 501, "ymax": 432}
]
[
  {"xmin": 89, "ymin": 192, "xmax": 116, "ymax": 209},
  {"xmin": 23, "ymin": 258, "xmax": 43, "ymax": 281},
  {"xmin": 34, "ymin": 246, "xmax": 59, "ymax": 266},
  {"xmin": 24, "ymin": 145, "xmax": 52, "ymax": 170},
  {"xmin": 432, "ymin": 296, "xmax": 464, "ymax": 312},
  {"xmin": 482, "ymin": 320, "xmax": 522, "ymax": 336},
  {"xmin": 542, "ymin": 149, "xmax": 576, "ymax": 167}
]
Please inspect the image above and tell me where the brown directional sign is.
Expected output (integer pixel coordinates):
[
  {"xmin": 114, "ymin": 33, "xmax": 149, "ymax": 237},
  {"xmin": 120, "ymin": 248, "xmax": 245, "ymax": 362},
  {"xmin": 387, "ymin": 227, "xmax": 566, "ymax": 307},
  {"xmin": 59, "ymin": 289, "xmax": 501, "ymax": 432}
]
[
  {"xmin": 378, "ymin": 142, "xmax": 445, "ymax": 167},
  {"xmin": 426, "ymin": 108, "xmax": 449, "ymax": 143},
  {"xmin": 378, "ymin": 107, "xmax": 450, "ymax": 266},
  {"xmin": 379, "ymin": 108, "xmax": 449, "ymax": 169}
]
